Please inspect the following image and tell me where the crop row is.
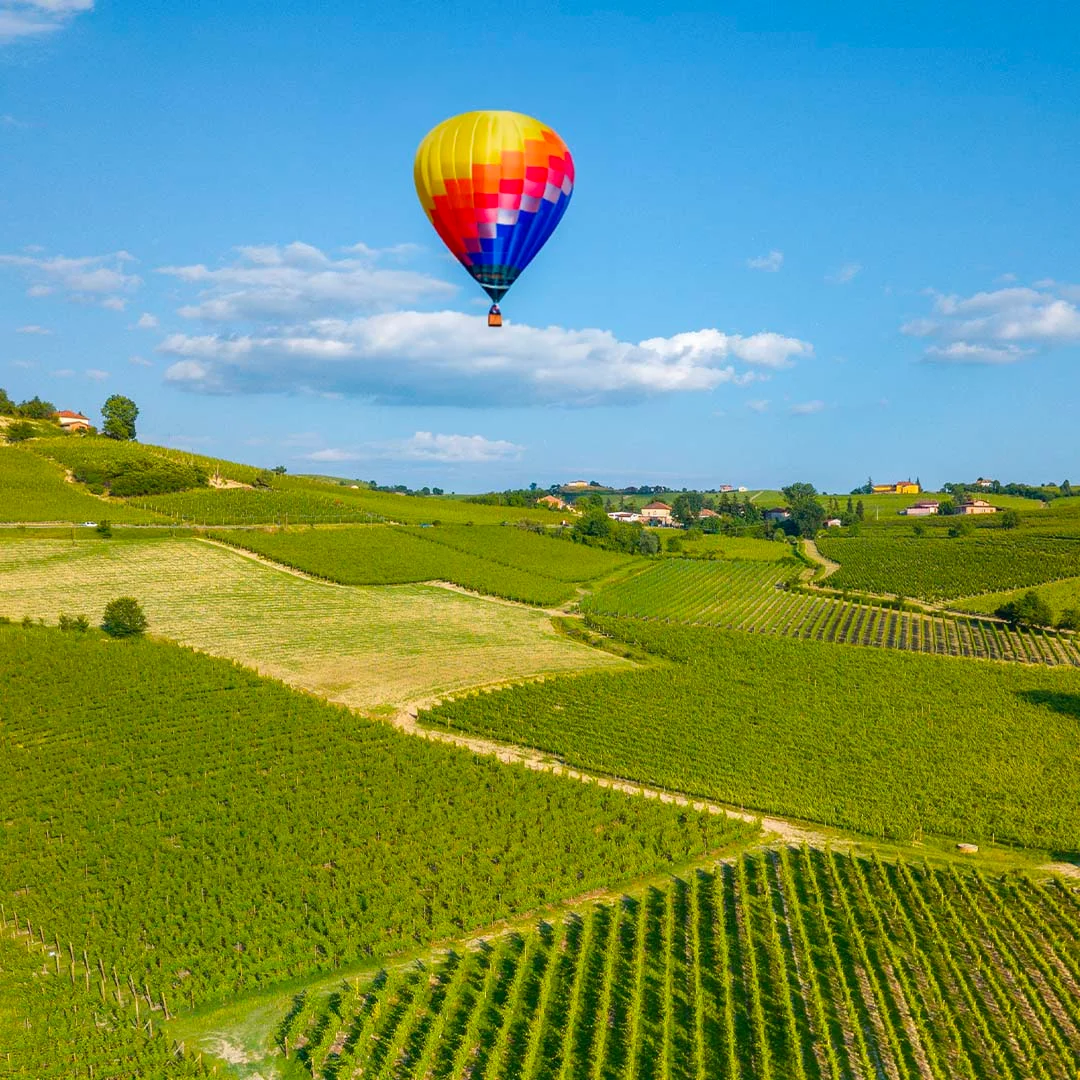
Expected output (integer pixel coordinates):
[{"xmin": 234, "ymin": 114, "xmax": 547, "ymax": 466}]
[
  {"xmin": 279, "ymin": 849, "xmax": 1080, "ymax": 1080},
  {"xmin": 816, "ymin": 534, "xmax": 1080, "ymax": 600},
  {"xmin": 0, "ymin": 626, "xmax": 747, "ymax": 1009},
  {"xmin": 582, "ymin": 559, "xmax": 1080, "ymax": 666},
  {"xmin": 424, "ymin": 617, "xmax": 1080, "ymax": 849}
]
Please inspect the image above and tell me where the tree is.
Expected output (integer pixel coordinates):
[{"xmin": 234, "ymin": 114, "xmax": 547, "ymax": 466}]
[
  {"xmin": 996, "ymin": 590, "xmax": 1053, "ymax": 628},
  {"xmin": 5, "ymin": 420, "xmax": 36, "ymax": 443},
  {"xmin": 101, "ymin": 394, "xmax": 138, "ymax": 440},
  {"xmin": 999, "ymin": 509, "xmax": 1021, "ymax": 529},
  {"xmin": 95, "ymin": 519, "xmax": 112, "ymax": 538},
  {"xmin": 0, "ymin": 388, "xmax": 15, "ymax": 416},
  {"xmin": 272, "ymin": 465, "xmax": 288, "ymax": 475},
  {"xmin": 16, "ymin": 395, "xmax": 55, "ymax": 419},
  {"xmin": 637, "ymin": 530, "xmax": 660, "ymax": 555},
  {"xmin": 1058, "ymin": 608, "xmax": 1080, "ymax": 631},
  {"xmin": 671, "ymin": 492, "xmax": 703, "ymax": 527},
  {"xmin": 781, "ymin": 482, "xmax": 825, "ymax": 537},
  {"xmin": 101, "ymin": 597, "xmax": 148, "ymax": 637},
  {"xmin": 1061, "ymin": 479, "xmax": 1072, "ymax": 498},
  {"xmin": 855, "ymin": 499, "xmax": 865, "ymax": 521},
  {"xmin": 937, "ymin": 497, "xmax": 957, "ymax": 517}
]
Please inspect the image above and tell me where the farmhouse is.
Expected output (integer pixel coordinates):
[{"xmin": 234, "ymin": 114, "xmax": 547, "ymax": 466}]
[
  {"xmin": 763, "ymin": 507, "xmax": 791, "ymax": 522},
  {"xmin": 607, "ymin": 510, "xmax": 641, "ymax": 523},
  {"xmin": 973, "ymin": 477, "xmax": 995, "ymax": 489},
  {"xmin": 698, "ymin": 508, "xmax": 719, "ymax": 519},
  {"xmin": 901, "ymin": 501, "xmax": 941, "ymax": 517},
  {"xmin": 825, "ymin": 518, "xmax": 842, "ymax": 527},
  {"xmin": 640, "ymin": 500, "xmax": 673, "ymax": 525},
  {"xmin": 537, "ymin": 494, "xmax": 567, "ymax": 510},
  {"xmin": 872, "ymin": 480, "xmax": 920, "ymax": 494},
  {"xmin": 55, "ymin": 410, "xmax": 92, "ymax": 432},
  {"xmin": 958, "ymin": 498, "xmax": 997, "ymax": 515}
]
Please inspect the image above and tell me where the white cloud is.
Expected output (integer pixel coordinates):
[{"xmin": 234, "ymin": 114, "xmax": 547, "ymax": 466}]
[
  {"xmin": 10, "ymin": 359, "xmax": 35, "ymax": 368},
  {"xmin": 160, "ymin": 310, "xmax": 812, "ymax": 407},
  {"xmin": 84, "ymin": 368, "xmax": 109, "ymax": 380},
  {"xmin": 746, "ymin": 399, "xmax": 770, "ymax": 413},
  {"xmin": 0, "ymin": 1, "xmax": 93, "ymax": 43},
  {"xmin": 16, "ymin": 324, "xmax": 50, "ymax": 334},
  {"xmin": 826, "ymin": 262, "xmax": 862, "ymax": 284},
  {"xmin": 789, "ymin": 399, "xmax": 825, "ymax": 415},
  {"xmin": 747, "ymin": 250, "xmax": 783, "ymax": 272},
  {"xmin": 135, "ymin": 312, "xmax": 159, "ymax": 329},
  {"xmin": 306, "ymin": 432, "xmax": 524, "ymax": 465},
  {"xmin": 0, "ymin": 250, "xmax": 139, "ymax": 308},
  {"xmin": 923, "ymin": 342, "xmax": 1030, "ymax": 365},
  {"xmin": 129, "ymin": 354, "xmax": 153, "ymax": 367},
  {"xmin": 905, "ymin": 281, "xmax": 1080, "ymax": 363},
  {"xmin": 390, "ymin": 432, "xmax": 523, "ymax": 463},
  {"xmin": 50, "ymin": 367, "xmax": 74, "ymax": 377},
  {"xmin": 158, "ymin": 241, "xmax": 455, "ymax": 322}
]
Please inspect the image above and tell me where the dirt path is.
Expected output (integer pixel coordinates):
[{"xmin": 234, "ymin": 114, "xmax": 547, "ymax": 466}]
[{"xmin": 802, "ymin": 538, "xmax": 841, "ymax": 580}]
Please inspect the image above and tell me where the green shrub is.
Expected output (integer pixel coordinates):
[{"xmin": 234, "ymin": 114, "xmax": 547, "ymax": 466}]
[{"xmin": 101, "ymin": 596, "xmax": 148, "ymax": 637}]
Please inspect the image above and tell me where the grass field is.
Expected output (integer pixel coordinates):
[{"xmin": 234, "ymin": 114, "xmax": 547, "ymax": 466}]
[
  {"xmin": 0, "ymin": 538, "xmax": 622, "ymax": 708},
  {"xmin": 818, "ymin": 533, "xmax": 1080, "ymax": 599},
  {"xmin": 0, "ymin": 446, "xmax": 164, "ymax": 523},
  {"xmin": 424, "ymin": 618, "xmax": 1080, "ymax": 850},
  {"xmin": 210, "ymin": 524, "xmax": 634, "ymax": 606},
  {"xmin": 581, "ymin": 557, "xmax": 1080, "ymax": 666},
  {"xmin": 273, "ymin": 848, "xmax": 1080, "ymax": 1080}
]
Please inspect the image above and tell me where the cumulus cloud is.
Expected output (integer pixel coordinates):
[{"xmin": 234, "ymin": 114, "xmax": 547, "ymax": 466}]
[
  {"xmin": 905, "ymin": 281, "xmax": 1080, "ymax": 364},
  {"xmin": 159, "ymin": 310, "xmax": 812, "ymax": 407},
  {"xmin": 0, "ymin": 0, "xmax": 93, "ymax": 43},
  {"xmin": 135, "ymin": 312, "xmax": 159, "ymax": 329},
  {"xmin": 158, "ymin": 241, "xmax": 455, "ymax": 322},
  {"xmin": 307, "ymin": 432, "xmax": 523, "ymax": 465},
  {"xmin": 16, "ymin": 324, "xmax": 50, "ymax": 334},
  {"xmin": 0, "ymin": 250, "xmax": 139, "ymax": 307},
  {"xmin": 789, "ymin": 399, "xmax": 825, "ymax": 415},
  {"xmin": 747, "ymin": 250, "xmax": 784, "ymax": 272},
  {"xmin": 129, "ymin": 355, "xmax": 153, "ymax": 367},
  {"xmin": 826, "ymin": 262, "xmax": 862, "ymax": 284},
  {"xmin": 746, "ymin": 399, "xmax": 770, "ymax": 413},
  {"xmin": 84, "ymin": 368, "xmax": 109, "ymax": 380}
]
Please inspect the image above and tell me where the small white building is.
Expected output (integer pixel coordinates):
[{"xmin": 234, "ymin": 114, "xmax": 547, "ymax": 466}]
[
  {"xmin": 55, "ymin": 410, "xmax": 91, "ymax": 432},
  {"xmin": 902, "ymin": 501, "xmax": 941, "ymax": 517},
  {"xmin": 608, "ymin": 511, "xmax": 641, "ymax": 523},
  {"xmin": 825, "ymin": 518, "xmax": 842, "ymax": 527}
]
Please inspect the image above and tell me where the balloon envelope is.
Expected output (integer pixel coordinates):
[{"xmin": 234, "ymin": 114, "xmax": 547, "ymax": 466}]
[{"xmin": 414, "ymin": 110, "xmax": 574, "ymax": 304}]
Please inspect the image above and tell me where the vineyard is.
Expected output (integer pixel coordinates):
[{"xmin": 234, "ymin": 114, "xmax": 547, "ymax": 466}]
[
  {"xmin": 0, "ymin": 539, "xmax": 622, "ymax": 708},
  {"xmin": 276, "ymin": 849, "xmax": 1080, "ymax": 1080},
  {"xmin": 0, "ymin": 446, "xmax": 163, "ymax": 523},
  {"xmin": 0, "ymin": 625, "xmax": 745, "ymax": 1018},
  {"xmin": 959, "ymin": 575, "xmax": 1080, "ymax": 618},
  {"xmin": 664, "ymin": 534, "xmax": 792, "ymax": 561},
  {"xmin": 130, "ymin": 486, "xmax": 384, "ymax": 525},
  {"xmin": 581, "ymin": 558, "xmax": 1080, "ymax": 666},
  {"xmin": 817, "ymin": 534, "xmax": 1080, "ymax": 599},
  {"xmin": 210, "ymin": 525, "xmax": 632, "ymax": 606},
  {"xmin": 423, "ymin": 618, "xmax": 1080, "ymax": 849}
]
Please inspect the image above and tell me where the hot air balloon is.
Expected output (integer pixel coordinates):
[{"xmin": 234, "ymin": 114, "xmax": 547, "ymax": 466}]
[{"xmin": 414, "ymin": 110, "xmax": 574, "ymax": 327}]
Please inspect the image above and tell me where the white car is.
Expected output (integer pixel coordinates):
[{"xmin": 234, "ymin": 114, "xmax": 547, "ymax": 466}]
[{"xmin": 82, "ymin": 521, "xmax": 97, "ymax": 527}]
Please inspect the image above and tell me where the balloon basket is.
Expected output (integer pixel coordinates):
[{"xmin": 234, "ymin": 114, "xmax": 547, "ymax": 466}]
[{"xmin": 487, "ymin": 305, "xmax": 503, "ymax": 328}]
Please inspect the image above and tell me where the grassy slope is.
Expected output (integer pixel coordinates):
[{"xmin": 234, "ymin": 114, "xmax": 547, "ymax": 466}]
[
  {"xmin": 0, "ymin": 538, "xmax": 622, "ymax": 709},
  {"xmin": 0, "ymin": 446, "xmax": 164, "ymax": 523},
  {"xmin": 424, "ymin": 618, "xmax": 1080, "ymax": 851},
  {"xmin": 957, "ymin": 575, "xmax": 1080, "ymax": 616},
  {"xmin": 0, "ymin": 626, "xmax": 745, "ymax": 1014}
]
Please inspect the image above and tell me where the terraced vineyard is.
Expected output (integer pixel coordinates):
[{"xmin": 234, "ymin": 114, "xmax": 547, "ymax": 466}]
[
  {"xmin": 211, "ymin": 524, "xmax": 631, "ymax": 606},
  {"xmin": 817, "ymin": 534, "xmax": 1080, "ymax": 600},
  {"xmin": 278, "ymin": 849, "xmax": 1080, "ymax": 1080},
  {"xmin": 583, "ymin": 558, "xmax": 1080, "ymax": 666}
]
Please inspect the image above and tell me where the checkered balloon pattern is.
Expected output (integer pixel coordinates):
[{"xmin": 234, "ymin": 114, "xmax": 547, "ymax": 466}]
[{"xmin": 414, "ymin": 110, "xmax": 574, "ymax": 303}]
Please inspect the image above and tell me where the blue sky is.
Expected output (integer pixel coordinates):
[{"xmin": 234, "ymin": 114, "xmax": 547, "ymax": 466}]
[{"xmin": 2, "ymin": 1, "xmax": 1079, "ymax": 492}]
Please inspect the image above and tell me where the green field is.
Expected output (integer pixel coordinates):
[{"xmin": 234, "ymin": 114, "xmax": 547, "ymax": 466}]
[
  {"xmin": 211, "ymin": 524, "xmax": 633, "ymax": 606},
  {"xmin": 818, "ymin": 533, "xmax": 1080, "ymax": 599},
  {"xmin": 582, "ymin": 557, "xmax": 1080, "ymax": 665},
  {"xmin": 0, "ymin": 626, "xmax": 745, "ymax": 1019},
  {"xmin": 132, "ymin": 486, "xmax": 385, "ymax": 525},
  {"xmin": 272, "ymin": 849, "xmax": 1080, "ymax": 1080},
  {"xmin": 0, "ymin": 539, "xmax": 622, "ymax": 708},
  {"xmin": 665, "ymin": 534, "xmax": 792, "ymax": 560},
  {"xmin": 957, "ymin": 575, "xmax": 1080, "ymax": 616},
  {"xmin": 424, "ymin": 618, "xmax": 1080, "ymax": 850},
  {"xmin": 0, "ymin": 446, "xmax": 164, "ymax": 523}
]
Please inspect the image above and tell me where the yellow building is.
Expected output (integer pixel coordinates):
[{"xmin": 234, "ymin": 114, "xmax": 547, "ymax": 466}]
[{"xmin": 872, "ymin": 480, "xmax": 920, "ymax": 495}]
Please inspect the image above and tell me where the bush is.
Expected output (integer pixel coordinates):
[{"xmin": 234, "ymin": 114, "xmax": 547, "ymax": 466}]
[
  {"xmin": 96, "ymin": 519, "xmax": 112, "ymax": 538},
  {"xmin": 58, "ymin": 613, "xmax": 91, "ymax": 632},
  {"xmin": 996, "ymin": 590, "xmax": 1053, "ymax": 628},
  {"xmin": 101, "ymin": 597, "xmax": 148, "ymax": 638},
  {"xmin": 5, "ymin": 420, "xmax": 37, "ymax": 443},
  {"xmin": 1058, "ymin": 608, "xmax": 1080, "ymax": 631}
]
